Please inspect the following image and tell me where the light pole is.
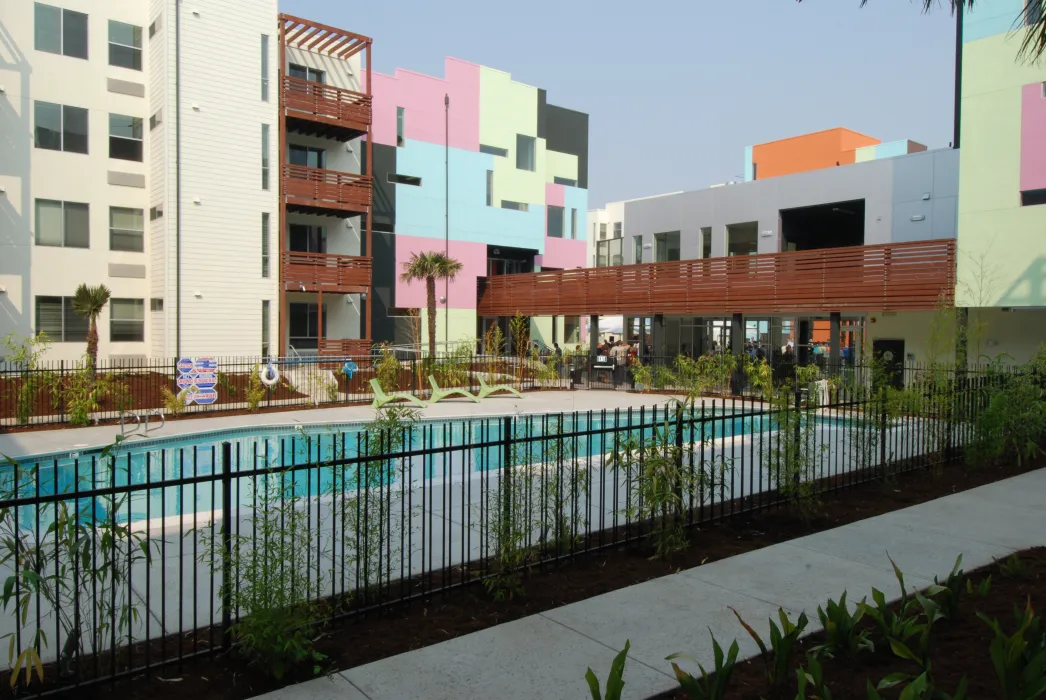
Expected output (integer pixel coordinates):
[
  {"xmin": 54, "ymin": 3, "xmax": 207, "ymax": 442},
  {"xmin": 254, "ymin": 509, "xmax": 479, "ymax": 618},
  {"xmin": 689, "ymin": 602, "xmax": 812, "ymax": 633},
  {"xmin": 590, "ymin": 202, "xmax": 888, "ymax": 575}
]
[{"xmin": 444, "ymin": 93, "xmax": 449, "ymax": 352}]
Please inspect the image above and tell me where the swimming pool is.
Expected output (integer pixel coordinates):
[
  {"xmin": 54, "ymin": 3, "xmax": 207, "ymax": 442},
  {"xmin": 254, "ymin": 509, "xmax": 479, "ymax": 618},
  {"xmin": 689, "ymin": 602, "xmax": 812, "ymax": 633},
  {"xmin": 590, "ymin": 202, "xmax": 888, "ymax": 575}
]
[{"xmin": 4, "ymin": 407, "xmax": 847, "ymax": 528}]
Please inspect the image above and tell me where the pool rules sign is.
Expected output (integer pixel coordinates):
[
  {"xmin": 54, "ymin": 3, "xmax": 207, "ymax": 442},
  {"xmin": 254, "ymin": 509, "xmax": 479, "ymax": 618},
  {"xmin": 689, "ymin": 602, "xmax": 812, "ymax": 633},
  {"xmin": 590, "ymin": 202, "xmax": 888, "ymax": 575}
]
[{"xmin": 176, "ymin": 357, "xmax": 219, "ymax": 405}]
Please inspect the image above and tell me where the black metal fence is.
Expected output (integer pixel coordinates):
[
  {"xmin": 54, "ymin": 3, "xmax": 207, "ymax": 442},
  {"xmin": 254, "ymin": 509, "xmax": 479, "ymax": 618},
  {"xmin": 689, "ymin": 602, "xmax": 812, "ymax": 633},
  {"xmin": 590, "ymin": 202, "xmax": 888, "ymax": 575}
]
[{"xmin": 0, "ymin": 362, "xmax": 1026, "ymax": 693}]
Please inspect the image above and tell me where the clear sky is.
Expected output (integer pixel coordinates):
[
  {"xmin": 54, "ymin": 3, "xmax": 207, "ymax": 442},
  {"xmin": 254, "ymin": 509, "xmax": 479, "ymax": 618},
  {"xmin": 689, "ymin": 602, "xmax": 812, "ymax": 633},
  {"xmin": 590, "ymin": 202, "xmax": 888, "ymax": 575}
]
[{"xmin": 281, "ymin": 0, "xmax": 958, "ymax": 208}]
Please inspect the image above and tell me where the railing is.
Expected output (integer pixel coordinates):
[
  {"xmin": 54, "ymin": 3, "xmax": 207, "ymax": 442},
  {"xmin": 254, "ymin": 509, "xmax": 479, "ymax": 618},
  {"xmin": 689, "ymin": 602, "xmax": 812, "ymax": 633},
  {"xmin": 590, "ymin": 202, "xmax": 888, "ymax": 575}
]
[
  {"xmin": 0, "ymin": 361, "xmax": 1021, "ymax": 693},
  {"xmin": 282, "ymin": 251, "xmax": 372, "ymax": 292},
  {"xmin": 477, "ymin": 240, "xmax": 957, "ymax": 317},
  {"xmin": 282, "ymin": 75, "xmax": 371, "ymax": 131},
  {"xmin": 318, "ymin": 338, "xmax": 372, "ymax": 356},
  {"xmin": 283, "ymin": 164, "xmax": 372, "ymax": 213}
]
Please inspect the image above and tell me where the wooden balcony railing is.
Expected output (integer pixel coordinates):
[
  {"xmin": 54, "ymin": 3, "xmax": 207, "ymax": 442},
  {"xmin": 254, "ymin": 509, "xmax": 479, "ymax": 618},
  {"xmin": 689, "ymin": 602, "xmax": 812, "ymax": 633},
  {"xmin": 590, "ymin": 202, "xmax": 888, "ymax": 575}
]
[
  {"xmin": 477, "ymin": 240, "xmax": 956, "ymax": 317},
  {"xmin": 282, "ymin": 251, "xmax": 372, "ymax": 293},
  {"xmin": 283, "ymin": 76, "xmax": 371, "ymax": 132},
  {"xmin": 283, "ymin": 164, "xmax": 372, "ymax": 214},
  {"xmin": 318, "ymin": 338, "xmax": 372, "ymax": 357}
]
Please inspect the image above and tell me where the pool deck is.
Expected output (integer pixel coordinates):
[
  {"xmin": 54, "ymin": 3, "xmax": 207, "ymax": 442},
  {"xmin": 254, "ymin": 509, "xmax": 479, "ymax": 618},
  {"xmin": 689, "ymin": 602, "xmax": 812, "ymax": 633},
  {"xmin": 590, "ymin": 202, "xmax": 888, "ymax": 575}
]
[
  {"xmin": 251, "ymin": 468, "xmax": 1046, "ymax": 700},
  {"xmin": 0, "ymin": 390, "xmax": 693, "ymax": 459}
]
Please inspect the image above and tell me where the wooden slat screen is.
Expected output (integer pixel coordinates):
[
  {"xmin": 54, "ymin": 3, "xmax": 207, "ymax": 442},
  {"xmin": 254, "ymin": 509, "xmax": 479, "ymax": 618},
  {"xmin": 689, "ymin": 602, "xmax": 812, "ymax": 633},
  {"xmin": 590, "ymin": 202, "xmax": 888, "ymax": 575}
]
[
  {"xmin": 283, "ymin": 76, "xmax": 371, "ymax": 130},
  {"xmin": 477, "ymin": 240, "xmax": 955, "ymax": 317},
  {"xmin": 282, "ymin": 252, "xmax": 372, "ymax": 293},
  {"xmin": 318, "ymin": 338, "xmax": 371, "ymax": 357},
  {"xmin": 283, "ymin": 164, "xmax": 372, "ymax": 213}
]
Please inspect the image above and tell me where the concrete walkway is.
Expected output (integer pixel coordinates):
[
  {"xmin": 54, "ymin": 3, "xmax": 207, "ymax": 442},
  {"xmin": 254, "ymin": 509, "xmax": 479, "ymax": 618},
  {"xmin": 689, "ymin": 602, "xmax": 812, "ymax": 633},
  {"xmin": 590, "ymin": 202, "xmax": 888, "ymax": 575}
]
[{"xmin": 252, "ymin": 468, "xmax": 1046, "ymax": 700}]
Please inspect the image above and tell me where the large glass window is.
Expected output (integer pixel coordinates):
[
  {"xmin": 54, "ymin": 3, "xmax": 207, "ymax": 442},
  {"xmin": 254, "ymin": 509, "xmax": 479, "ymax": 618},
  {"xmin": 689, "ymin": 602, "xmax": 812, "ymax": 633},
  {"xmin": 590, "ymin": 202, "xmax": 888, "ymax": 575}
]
[
  {"xmin": 261, "ymin": 124, "xmax": 270, "ymax": 189},
  {"xmin": 570, "ymin": 208, "xmax": 577, "ymax": 240},
  {"xmin": 35, "ymin": 3, "xmax": 87, "ymax": 59},
  {"xmin": 109, "ymin": 207, "xmax": 143, "ymax": 252},
  {"xmin": 595, "ymin": 238, "xmax": 623, "ymax": 267},
  {"xmin": 35, "ymin": 296, "xmax": 88, "ymax": 342},
  {"xmin": 288, "ymin": 63, "xmax": 324, "ymax": 83},
  {"xmin": 613, "ymin": 222, "xmax": 622, "ymax": 238},
  {"xmin": 289, "ymin": 144, "xmax": 325, "ymax": 169},
  {"xmin": 36, "ymin": 199, "xmax": 88, "ymax": 248},
  {"xmin": 35, "ymin": 101, "xmax": 88, "ymax": 154},
  {"xmin": 485, "ymin": 170, "xmax": 494, "ymax": 207},
  {"xmin": 701, "ymin": 226, "xmax": 712, "ymax": 258},
  {"xmin": 396, "ymin": 107, "xmax": 405, "ymax": 147},
  {"xmin": 633, "ymin": 235, "xmax": 643, "ymax": 264},
  {"xmin": 515, "ymin": 134, "xmax": 536, "ymax": 172},
  {"xmin": 599, "ymin": 223, "xmax": 607, "ymax": 240},
  {"xmin": 108, "ymin": 20, "xmax": 142, "ymax": 70},
  {"xmin": 110, "ymin": 298, "xmax": 145, "ymax": 342},
  {"xmin": 109, "ymin": 114, "xmax": 143, "ymax": 161},
  {"xmin": 480, "ymin": 144, "xmax": 508, "ymax": 157},
  {"xmin": 547, "ymin": 205, "xmax": 564, "ymax": 239},
  {"xmin": 289, "ymin": 302, "xmax": 326, "ymax": 350},
  {"xmin": 261, "ymin": 213, "xmax": 270, "ymax": 277},
  {"xmin": 289, "ymin": 224, "xmax": 327, "ymax": 253},
  {"xmin": 654, "ymin": 231, "xmax": 681, "ymax": 262},
  {"xmin": 261, "ymin": 35, "xmax": 270, "ymax": 100}
]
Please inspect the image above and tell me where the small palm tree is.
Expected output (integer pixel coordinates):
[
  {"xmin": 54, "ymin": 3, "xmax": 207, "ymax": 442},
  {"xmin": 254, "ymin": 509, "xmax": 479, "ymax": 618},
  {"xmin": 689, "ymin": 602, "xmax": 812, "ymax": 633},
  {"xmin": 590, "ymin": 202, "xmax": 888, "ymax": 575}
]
[
  {"xmin": 400, "ymin": 252, "xmax": 463, "ymax": 358},
  {"xmin": 72, "ymin": 283, "xmax": 111, "ymax": 370}
]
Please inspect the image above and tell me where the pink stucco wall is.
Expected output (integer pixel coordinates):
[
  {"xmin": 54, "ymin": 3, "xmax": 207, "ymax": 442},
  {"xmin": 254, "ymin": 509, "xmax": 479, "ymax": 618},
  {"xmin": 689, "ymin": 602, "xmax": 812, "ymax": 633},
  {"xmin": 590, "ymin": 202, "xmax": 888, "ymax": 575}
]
[
  {"xmin": 395, "ymin": 235, "xmax": 487, "ymax": 310},
  {"xmin": 370, "ymin": 58, "xmax": 480, "ymax": 150},
  {"xmin": 1021, "ymin": 83, "xmax": 1046, "ymax": 193},
  {"xmin": 536, "ymin": 237, "xmax": 588, "ymax": 271}
]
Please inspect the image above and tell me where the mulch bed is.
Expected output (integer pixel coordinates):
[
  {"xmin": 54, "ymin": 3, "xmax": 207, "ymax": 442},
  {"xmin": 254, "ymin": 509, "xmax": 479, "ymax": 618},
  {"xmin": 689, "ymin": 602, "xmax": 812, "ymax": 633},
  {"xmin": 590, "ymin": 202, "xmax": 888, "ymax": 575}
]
[
  {"xmin": 655, "ymin": 546, "xmax": 1046, "ymax": 699},
  {"xmin": 47, "ymin": 457, "xmax": 1041, "ymax": 700}
]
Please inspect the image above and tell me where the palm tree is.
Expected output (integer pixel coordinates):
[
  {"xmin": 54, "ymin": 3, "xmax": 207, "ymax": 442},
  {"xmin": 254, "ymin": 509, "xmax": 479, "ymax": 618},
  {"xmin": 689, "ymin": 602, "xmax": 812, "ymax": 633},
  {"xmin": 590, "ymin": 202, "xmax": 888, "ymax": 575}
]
[
  {"xmin": 400, "ymin": 252, "xmax": 464, "ymax": 358},
  {"xmin": 799, "ymin": 1, "xmax": 1046, "ymax": 60},
  {"xmin": 72, "ymin": 283, "xmax": 111, "ymax": 370}
]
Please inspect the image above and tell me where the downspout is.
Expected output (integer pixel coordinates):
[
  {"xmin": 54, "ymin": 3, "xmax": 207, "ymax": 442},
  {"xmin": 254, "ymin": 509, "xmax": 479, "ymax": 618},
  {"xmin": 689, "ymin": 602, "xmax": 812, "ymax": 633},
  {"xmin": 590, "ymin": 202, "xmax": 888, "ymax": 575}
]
[
  {"xmin": 952, "ymin": 5, "xmax": 963, "ymax": 149},
  {"xmin": 175, "ymin": 0, "xmax": 182, "ymax": 357}
]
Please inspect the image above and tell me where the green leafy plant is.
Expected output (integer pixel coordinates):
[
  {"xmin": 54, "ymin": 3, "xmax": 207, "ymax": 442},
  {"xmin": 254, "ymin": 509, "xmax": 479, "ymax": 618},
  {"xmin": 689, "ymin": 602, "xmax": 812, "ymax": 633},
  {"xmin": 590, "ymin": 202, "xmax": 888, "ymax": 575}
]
[
  {"xmin": 811, "ymin": 592, "xmax": 873, "ymax": 659},
  {"xmin": 925, "ymin": 554, "xmax": 965, "ymax": 620},
  {"xmin": 161, "ymin": 385, "xmax": 186, "ymax": 414},
  {"xmin": 198, "ymin": 469, "xmax": 327, "ymax": 680},
  {"xmin": 860, "ymin": 556, "xmax": 921, "ymax": 645},
  {"xmin": 867, "ymin": 669, "xmax": 968, "ymax": 700},
  {"xmin": 630, "ymin": 358, "xmax": 653, "ymax": 389},
  {"xmin": 245, "ymin": 363, "xmax": 268, "ymax": 411},
  {"xmin": 795, "ymin": 653, "xmax": 832, "ymax": 700},
  {"xmin": 996, "ymin": 553, "xmax": 1032, "ymax": 580},
  {"xmin": 977, "ymin": 599, "xmax": 1046, "ymax": 700},
  {"xmin": 585, "ymin": 640, "xmax": 630, "ymax": 700},
  {"xmin": 967, "ymin": 575, "xmax": 992, "ymax": 598},
  {"xmin": 217, "ymin": 370, "xmax": 237, "ymax": 396},
  {"xmin": 1, "ymin": 332, "xmax": 53, "ymax": 425},
  {"xmin": 967, "ymin": 371, "xmax": 1046, "ymax": 468},
  {"xmin": 374, "ymin": 343, "xmax": 401, "ymax": 393},
  {"xmin": 764, "ymin": 387, "xmax": 827, "ymax": 522},
  {"xmin": 732, "ymin": 607, "xmax": 809, "ymax": 689},
  {"xmin": 742, "ymin": 355, "xmax": 773, "ymax": 402},
  {"xmin": 667, "ymin": 632, "xmax": 740, "ymax": 700},
  {"xmin": 651, "ymin": 364, "xmax": 677, "ymax": 390},
  {"xmin": 509, "ymin": 312, "xmax": 530, "ymax": 390},
  {"xmin": 71, "ymin": 282, "xmax": 111, "ymax": 371}
]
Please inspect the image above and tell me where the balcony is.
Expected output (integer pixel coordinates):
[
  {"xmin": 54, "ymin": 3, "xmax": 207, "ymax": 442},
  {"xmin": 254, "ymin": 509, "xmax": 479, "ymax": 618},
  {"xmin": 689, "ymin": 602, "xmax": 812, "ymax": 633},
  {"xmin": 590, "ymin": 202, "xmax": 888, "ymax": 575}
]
[
  {"xmin": 282, "ymin": 251, "xmax": 372, "ymax": 293},
  {"xmin": 477, "ymin": 240, "xmax": 956, "ymax": 317},
  {"xmin": 283, "ymin": 76, "xmax": 371, "ymax": 140},
  {"xmin": 283, "ymin": 164, "xmax": 372, "ymax": 215},
  {"xmin": 318, "ymin": 338, "xmax": 372, "ymax": 357}
]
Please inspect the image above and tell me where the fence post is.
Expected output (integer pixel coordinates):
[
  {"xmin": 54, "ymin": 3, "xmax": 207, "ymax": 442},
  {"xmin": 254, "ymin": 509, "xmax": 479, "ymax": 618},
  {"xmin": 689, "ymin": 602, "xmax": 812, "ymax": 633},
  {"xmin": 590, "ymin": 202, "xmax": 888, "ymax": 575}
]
[
  {"xmin": 59, "ymin": 360, "xmax": 66, "ymax": 422},
  {"xmin": 501, "ymin": 415, "xmax": 513, "ymax": 532},
  {"xmin": 792, "ymin": 385, "xmax": 802, "ymax": 494},
  {"xmin": 220, "ymin": 440, "xmax": 234, "ymax": 650},
  {"xmin": 673, "ymin": 402, "xmax": 684, "ymax": 527},
  {"xmin": 878, "ymin": 383, "xmax": 888, "ymax": 480}
]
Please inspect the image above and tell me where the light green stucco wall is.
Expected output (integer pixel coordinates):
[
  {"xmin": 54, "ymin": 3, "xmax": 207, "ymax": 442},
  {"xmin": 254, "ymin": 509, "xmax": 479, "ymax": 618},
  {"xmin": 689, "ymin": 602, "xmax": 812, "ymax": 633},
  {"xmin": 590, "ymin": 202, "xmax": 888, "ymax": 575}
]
[
  {"xmin": 545, "ymin": 150, "xmax": 578, "ymax": 183},
  {"xmin": 478, "ymin": 67, "xmax": 547, "ymax": 207},
  {"xmin": 418, "ymin": 309, "xmax": 478, "ymax": 352},
  {"xmin": 959, "ymin": 31, "xmax": 1046, "ymax": 307}
]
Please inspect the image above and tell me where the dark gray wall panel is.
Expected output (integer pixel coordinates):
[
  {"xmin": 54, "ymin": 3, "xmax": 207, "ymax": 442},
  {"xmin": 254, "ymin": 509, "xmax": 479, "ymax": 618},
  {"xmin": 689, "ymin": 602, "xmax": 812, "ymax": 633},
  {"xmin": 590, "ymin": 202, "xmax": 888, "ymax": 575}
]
[{"xmin": 545, "ymin": 104, "xmax": 589, "ymax": 189}]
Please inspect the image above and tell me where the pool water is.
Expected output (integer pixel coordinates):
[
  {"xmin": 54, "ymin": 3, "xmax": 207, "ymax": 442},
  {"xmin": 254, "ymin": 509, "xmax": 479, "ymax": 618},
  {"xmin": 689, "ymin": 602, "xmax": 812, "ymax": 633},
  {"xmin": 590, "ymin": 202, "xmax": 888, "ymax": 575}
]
[{"xmin": 5, "ymin": 408, "xmax": 845, "ymax": 528}]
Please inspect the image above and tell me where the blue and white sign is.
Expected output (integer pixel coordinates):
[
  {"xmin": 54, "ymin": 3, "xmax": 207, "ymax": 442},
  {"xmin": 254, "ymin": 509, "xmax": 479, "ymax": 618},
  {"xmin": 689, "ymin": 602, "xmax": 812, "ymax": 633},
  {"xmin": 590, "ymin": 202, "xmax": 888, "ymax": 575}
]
[
  {"xmin": 176, "ymin": 358, "xmax": 194, "ymax": 374},
  {"xmin": 194, "ymin": 357, "xmax": 218, "ymax": 373},
  {"xmin": 176, "ymin": 373, "xmax": 196, "ymax": 390},
  {"xmin": 176, "ymin": 356, "xmax": 220, "ymax": 405},
  {"xmin": 342, "ymin": 360, "xmax": 358, "ymax": 378},
  {"xmin": 194, "ymin": 373, "xmax": 217, "ymax": 390},
  {"xmin": 193, "ymin": 388, "xmax": 218, "ymax": 405}
]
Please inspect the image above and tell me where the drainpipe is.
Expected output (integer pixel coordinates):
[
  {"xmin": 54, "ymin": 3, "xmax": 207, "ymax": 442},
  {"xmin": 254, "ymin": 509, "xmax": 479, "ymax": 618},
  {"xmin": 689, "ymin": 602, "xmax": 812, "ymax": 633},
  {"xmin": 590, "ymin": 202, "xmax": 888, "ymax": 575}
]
[
  {"xmin": 175, "ymin": 0, "xmax": 183, "ymax": 357},
  {"xmin": 952, "ymin": 6, "xmax": 963, "ymax": 149}
]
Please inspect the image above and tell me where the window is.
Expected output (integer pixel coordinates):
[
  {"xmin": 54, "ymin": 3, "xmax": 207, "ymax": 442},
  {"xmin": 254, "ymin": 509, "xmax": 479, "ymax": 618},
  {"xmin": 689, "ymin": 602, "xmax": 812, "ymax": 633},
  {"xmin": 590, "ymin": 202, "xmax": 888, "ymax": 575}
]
[
  {"xmin": 262, "ymin": 300, "xmax": 270, "ymax": 358},
  {"xmin": 387, "ymin": 173, "xmax": 421, "ymax": 186},
  {"xmin": 35, "ymin": 296, "xmax": 88, "ymax": 342},
  {"xmin": 633, "ymin": 235, "xmax": 643, "ymax": 264},
  {"xmin": 288, "ymin": 63, "xmax": 324, "ymax": 83},
  {"xmin": 480, "ymin": 144, "xmax": 508, "ymax": 158},
  {"xmin": 396, "ymin": 107, "xmax": 405, "ymax": 147},
  {"xmin": 261, "ymin": 35, "xmax": 269, "ymax": 100},
  {"xmin": 553, "ymin": 176, "xmax": 577, "ymax": 187},
  {"xmin": 289, "ymin": 302, "xmax": 326, "ymax": 350},
  {"xmin": 108, "ymin": 20, "xmax": 142, "ymax": 70},
  {"xmin": 701, "ymin": 227, "xmax": 712, "ymax": 258},
  {"xmin": 485, "ymin": 170, "xmax": 494, "ymax": 207},
  {"xmin": 547, "ymin": 205, "xmax": 564, "ymax": 239},
  {"xmin": 109, "ymin": 207, "xmax": 144, "ymax": 252},
  {"xmin": 36, "ymin": 199, "xmax": 89, "ymax": 248},
  {"xmin": 289, "ymin": 224, "xmax": 327, "ymax": 253},
  {"xmin": 1021, "ymin": 189, "xmax": 1046, "ymax": 206},
  {"xmin": 261, "ymin": 213, "xmax": 270, "ymax": 277},
  {"xmin": 501, "ymin": 200, "xmax": 529, "ymax": 212},
  {"xmin": 515, "ymin": 134, "xmax": 536, "ymax": 171},
  {"xmin": 109, "ymin": 114, "xmax": 143, "ymax": 161},
  {"xmin": 261, "ymin": 124, "xmax": 270, "ymax": 189},
  {"xmin": 595, "ymin": 238, "xmax": 623, "ymax": 267},
  {"xmin": 613, "ymin": 222, "xmax": 623, "ymax": 238},
  {"xmin": 149, "ymin": 111, "xmax": 162, "ymax": 130},
  {"xmin": 752, "ymin": 162, "xmax": 758, "ymax": 181},
  {"xmin": 654, "ymin": 231, "xmax": 681, "ymax": 262},
  {"xmin": 570, "ymin": 208, "xmax": 577, "ymax": 240},
  {"xmin": 150, "ymin": 298, "xmax": 163, "ymax": 312},
  {"xmin": 148, "ymin": 17, "xmax": 160, "ymax": 38},
  {"xmin": 35, "ymin": 3, "xmax": 88, "ymax": 60},
  {"xmin": 35, "ymin": 101, "xmax": 88, "ymax": 154},
  {"xmin": 149, "ymin": 205, "xmax": 163, "ymax": 221},
  {"xmin": 599, "ymin": 223, "xmax": 607, "ymax": 240},
  {"xmin": 110, "ymin": 298, "xmax": 145, "ymax": 342},
  {"xmin": 288, "ymin": 144, "xmax": 325, "ymax": 169}
]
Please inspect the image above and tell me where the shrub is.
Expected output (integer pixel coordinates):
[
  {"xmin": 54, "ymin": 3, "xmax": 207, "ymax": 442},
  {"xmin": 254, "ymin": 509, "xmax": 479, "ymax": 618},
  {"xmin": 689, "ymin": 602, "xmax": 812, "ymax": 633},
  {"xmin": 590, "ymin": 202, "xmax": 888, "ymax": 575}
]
[
  {"xmin": 1, "ymin": 332, "xmax": 53, "ymax": 425},
  {"xmin": 810, "ymin": 592, "xmax": 873, "ymax": 659},
  {"xmin": 978, "ymin": 599, "xmax": 1046, "ymax": 700},
  {"xmin": 795, "ymin": 654, "xmax": 832, "ymax": 700},
  {"xmin": 161, "ymin": 386, "xmax": 186, "ymax": 415},
  {"xmin": 667, "ymin": 632, "xmax": 739, "ymax": 700},
  {"xmin": 764, "ymin": 388, "xmax": 827, "ymax": 522},
  {"xmin": 245, "ymin": 364, "xmax": 267, "ymax": 412},
  {"xmin": 585, "ymin": 640, "xmax": 630, "ymax": 700},
  {"xmin": 374, "ymin": 344, "xmax": 401, "ymax": 393},
  {"xmin": 732, "ymin": 607, "xmax": 808, "ymax": 689},
  {"xmin": 967, "ymin": 373, "xmax": 1046, "ymax": 468},
  {"xmin": 860, "ymin": 556, "xmax": 921, "ymax": 644},
  {"xmin": 926, "ymin": 554, "xmax": 966, "ymax": 620}
]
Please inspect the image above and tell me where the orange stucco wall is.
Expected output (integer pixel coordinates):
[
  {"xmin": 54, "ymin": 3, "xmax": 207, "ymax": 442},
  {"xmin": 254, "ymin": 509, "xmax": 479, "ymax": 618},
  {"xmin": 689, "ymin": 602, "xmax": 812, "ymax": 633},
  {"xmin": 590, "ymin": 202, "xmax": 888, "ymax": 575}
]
[{"xmin": 752, "ymin": 128, "xmax": 880, "ymax": 180}]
